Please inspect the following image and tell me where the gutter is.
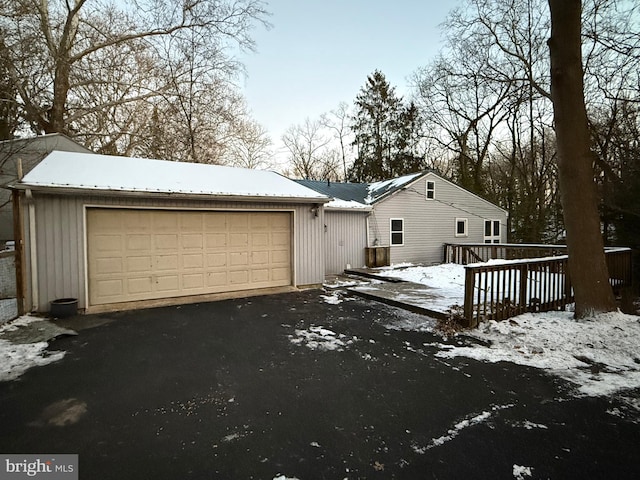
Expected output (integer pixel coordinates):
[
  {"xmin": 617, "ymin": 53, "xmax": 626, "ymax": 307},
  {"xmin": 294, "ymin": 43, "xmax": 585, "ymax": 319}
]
[
  {"xmin": 324, "ymin": 206, "xmax": 372, "ymax": 212},
  {"xmin": 10, "ymin": 184, "xmax": 330, "ymax": 204}
]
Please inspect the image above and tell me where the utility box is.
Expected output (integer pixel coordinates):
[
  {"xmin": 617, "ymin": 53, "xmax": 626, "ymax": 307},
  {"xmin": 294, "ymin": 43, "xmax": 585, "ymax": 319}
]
[{"xmin": 365, "ymin": 246, "xmax": 391, "ymax": 268}]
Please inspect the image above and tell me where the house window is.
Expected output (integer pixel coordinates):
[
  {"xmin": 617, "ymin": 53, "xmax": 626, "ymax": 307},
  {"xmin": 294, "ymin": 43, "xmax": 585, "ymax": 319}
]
[
  {"xmin": 390, "ymin": 218, "xmax": 404, "ymax": 246},
  {"xmin": 484, "ymin": 219, "xmax": 501, "ymax": 244},
  {"xmin": 455, "ymin": 218, "xmax": 468, "ymax": 237},
  {"xmin": 426, "ymin": 181, "xmax": 435, "ymax": 200}
]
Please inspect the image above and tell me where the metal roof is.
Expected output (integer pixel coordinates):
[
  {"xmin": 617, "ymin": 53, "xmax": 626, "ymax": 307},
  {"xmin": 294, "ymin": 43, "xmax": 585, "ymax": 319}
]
[
  {"xmin": 16, "ymin": 151, "xmax": 329, "ymax": 202},
  {"xmin": 295, "ymin": 179, "xmax": 371, "ymax": 204},
  {"xmin": 296, "ymin": 173, "xmax": 426, "ymax": 206}
]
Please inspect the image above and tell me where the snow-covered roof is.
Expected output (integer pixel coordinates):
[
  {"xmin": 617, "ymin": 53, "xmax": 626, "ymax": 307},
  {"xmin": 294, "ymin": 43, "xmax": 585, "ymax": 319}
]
[
  {"xmin": 295, "ymin": 173, "xmax": 426, "ymax": 209},
  {"xmin": 366, "ymin": 172, "xmax": 423, "ymax": 204},
  {"xmin": 17, "ymin": 151, "xmax": 329, "ymax": 202},
  {"xmin": 324, "ymin": 199, "xmax": 372, "ymax": 211}
]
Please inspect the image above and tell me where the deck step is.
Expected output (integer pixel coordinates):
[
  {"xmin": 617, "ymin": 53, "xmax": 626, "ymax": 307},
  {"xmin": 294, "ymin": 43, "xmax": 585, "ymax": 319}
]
[{"xmin": 343, "ymin": 268, "xmax": 405, "ymax": 283}]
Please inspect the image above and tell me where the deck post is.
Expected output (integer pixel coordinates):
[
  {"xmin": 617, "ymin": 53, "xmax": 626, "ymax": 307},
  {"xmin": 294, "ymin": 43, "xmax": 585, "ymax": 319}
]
[
  {"xmin": 518, "ymin": 263, "xmax": 528, "ymax": 314},
  {"xmin": 463, "ymin": 267, "xmax": 476, "ymax": 327}
]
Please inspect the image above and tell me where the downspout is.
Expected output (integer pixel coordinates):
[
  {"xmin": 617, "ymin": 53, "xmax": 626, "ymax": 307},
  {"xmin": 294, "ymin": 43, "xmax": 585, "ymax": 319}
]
[
  {"xmin": 26, "ymin": 189, "xmax": 38, "ymax": 312},
  {"xmin": 366, "ymin": 213, "xmax": 371, "ymax": 247}
]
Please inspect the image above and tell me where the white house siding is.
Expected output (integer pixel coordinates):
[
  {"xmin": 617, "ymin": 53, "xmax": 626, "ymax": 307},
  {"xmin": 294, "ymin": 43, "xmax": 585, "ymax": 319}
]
[
  {"xmin": 367, "ymin": 173, "xmax": 507, "ymax": 265},
  {"xmin": 324, "ymin": 210, "xmax": 368, "ymax": 274},
  {"xmin": 25, "ymin": 193, "xmax": 325, "ymax": 312}
]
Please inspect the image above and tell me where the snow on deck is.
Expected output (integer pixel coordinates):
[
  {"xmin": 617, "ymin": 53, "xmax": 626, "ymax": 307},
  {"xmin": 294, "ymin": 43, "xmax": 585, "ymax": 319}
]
[{"xmin": 372, "ymin": 263, "xmax": 466, "ymax": 312}]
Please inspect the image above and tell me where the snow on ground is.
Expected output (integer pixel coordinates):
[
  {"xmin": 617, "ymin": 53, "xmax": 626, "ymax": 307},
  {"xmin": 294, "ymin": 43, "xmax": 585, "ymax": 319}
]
[
  {"xmin": 513, "ymin": 465, "xmax": 533, "ymax": 479},
  {"xmin": 372, "ymin": 263, "xmax": 640, "ymax": 399},
  {"xmin": 437, "ymin": 311, "xmax": 640, "ymax": 398},
  {"xmin": 382, "ymin": 310, "xmax": 437, "ymax": 333},
  {"xmin": 319, "ymin": 290, "xmax": 356, "ymax": 305},
  {"xmin": 412, "ymin": 403, "xmax": 513, "ymax": 454},
  {"xmin": 288, "ymin": 326, "xmax": 358, "ymax": 352},
  {"xmin": 320, "ymin": 292, "xmax": 343, "ymax": 305},
  {"xmin": 0, "ymin": 315, "xmax": 66, "ymax": 382}
]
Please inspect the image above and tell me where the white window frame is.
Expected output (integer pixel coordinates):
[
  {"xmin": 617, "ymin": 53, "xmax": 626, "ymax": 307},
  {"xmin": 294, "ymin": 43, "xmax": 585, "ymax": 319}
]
[
  {"xmin": 426, "ymin": 180, "xmax": 435, "ymax": 200},
  {"xmin": 455, "ymin": 218, "xmax": 468, "ymax": 237},
  {"xmin": 390, "ymin": 218, "xmax": 404, "ymax": 246},
  {"xmin": 484, "ymin": 219, "xmax": 501, "ymax": 244}
]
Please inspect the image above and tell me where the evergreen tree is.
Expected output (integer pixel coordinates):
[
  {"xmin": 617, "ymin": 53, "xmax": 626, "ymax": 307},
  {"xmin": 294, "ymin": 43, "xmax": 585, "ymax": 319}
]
[{"xmin": 349, "ymin": 71, "xmax": 424, "ymax": 181}]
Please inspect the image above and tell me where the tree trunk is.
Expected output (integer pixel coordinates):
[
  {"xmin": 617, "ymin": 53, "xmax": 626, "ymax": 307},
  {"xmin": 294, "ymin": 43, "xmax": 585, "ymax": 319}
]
[
  {"xmin": 547, "ymin": 0, "xmax": 616, "ymax": 317},
  {"xmin": 48, "ymin": 59, "xmax": 71, "ymax": 133}
]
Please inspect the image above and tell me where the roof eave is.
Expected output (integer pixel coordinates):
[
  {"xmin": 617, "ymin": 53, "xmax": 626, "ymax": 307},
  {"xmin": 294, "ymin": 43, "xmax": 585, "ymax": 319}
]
[{"xmin": 11, "ymin": 184, "xmax": 330, "ymax": 204}]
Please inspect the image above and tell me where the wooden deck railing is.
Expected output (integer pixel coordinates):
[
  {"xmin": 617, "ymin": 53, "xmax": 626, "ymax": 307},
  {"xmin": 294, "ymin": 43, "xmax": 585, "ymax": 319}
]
[
  {"xmin": 443, "ymin": 243, "xmax": 569, "ymax": 264},
  {"xmin": 460, "ymin": 247, "xmax": 633, "ymax": 327}
]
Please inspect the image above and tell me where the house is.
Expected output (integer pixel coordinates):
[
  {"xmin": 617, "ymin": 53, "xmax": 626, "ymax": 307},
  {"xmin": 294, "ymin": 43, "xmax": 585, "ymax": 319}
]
[
  {"xmin": 297, "ymin": 171, "xmax": 508, "ymax": 274},
  {"xmin": 11, "ymin": 151, "xmax": 329, "ymax": 314},
  {"xmin": 0, "ymin": 134, "xmax": 92, "ymax": 243}
]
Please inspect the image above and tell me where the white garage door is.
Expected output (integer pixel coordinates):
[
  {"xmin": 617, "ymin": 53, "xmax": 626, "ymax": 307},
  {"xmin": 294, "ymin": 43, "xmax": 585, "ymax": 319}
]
[{"xmin": 87, "ymin": 209, "xmax": 292, "ymax": 306}]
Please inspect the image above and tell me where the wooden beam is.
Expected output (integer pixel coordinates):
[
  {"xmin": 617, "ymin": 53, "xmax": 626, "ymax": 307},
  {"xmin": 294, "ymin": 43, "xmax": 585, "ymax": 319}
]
[{"xmin": 11, "ymin": 189, "xmax": 26, "ymax": 316}]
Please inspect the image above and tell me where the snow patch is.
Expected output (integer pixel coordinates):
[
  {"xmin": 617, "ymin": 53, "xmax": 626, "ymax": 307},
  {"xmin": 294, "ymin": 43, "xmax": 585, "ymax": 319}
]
[
  {"xmin": 320, "ymin": 291, "xmax": 352, "ymax": 305},
  {"xmin": 289, "ymin": 326, "xmax": 357, "ymax": 352},
  {"xmin": 513, "ymin": 465, "xmax": 533, "ymax": 479},
  {"xmin": 0, "ymin": 340, "xmax": 65, "ymax": 382},
  {"xmin": 413, "ymin": 404, "xmax": 513, "ymax": 453},
  {"xmin": 0, "ymin": 315, "xmax": 66, "ymax": 382},
  {"xmin": 519, "ymin": 421, "xmax": 548, "ymax": 430}
]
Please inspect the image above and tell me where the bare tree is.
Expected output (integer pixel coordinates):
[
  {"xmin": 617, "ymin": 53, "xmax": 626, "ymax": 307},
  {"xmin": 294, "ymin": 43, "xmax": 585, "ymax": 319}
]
[
  {"xmin": 0, "ymin": 0, "xmax": 268, "ymax": 157},
  {"xmin": 320, "ymin": 102, "xmax": 353, "ymax": 180},
  {"xmin": 227, "ymin": 120, "xmax": 273, "ymax": 169},
  {"xmin": 282, "ymin": 118, "xmax": 339, "ymax": 180},
  {"xmin": 414, "ymin": 53, "xmax": 513, "ymax": 196},
  {"xmin": 548, "ymin": 0, "xmax": 616, "ymax": 316},
  {"xmin": 0, "ymin": 50, "xmax": 18, "ymax": 140},
  {"xmin": 413, "ymin": 0, "xmax": 638, "ymax": 245}
]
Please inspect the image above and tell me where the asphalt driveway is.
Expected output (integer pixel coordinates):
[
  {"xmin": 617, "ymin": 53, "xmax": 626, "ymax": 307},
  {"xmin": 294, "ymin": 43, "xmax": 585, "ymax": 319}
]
[{"xmin": 0, "ymin": 290, "xmax": 638, "ymax": 479}]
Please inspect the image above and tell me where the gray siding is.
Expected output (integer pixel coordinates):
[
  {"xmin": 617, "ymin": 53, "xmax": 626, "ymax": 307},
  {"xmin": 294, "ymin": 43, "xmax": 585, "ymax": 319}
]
[
  {"xmin": 0, "ymin": 135, "xmax": 91, "ymax": 242},
  {"xmin": 368, "ymin": 173, "xmax": 508, "ymax": 264},
  {"xmin": 324, "ymin": 210, "xmax": 368, "ymax": 274},
  {"xmin": 24, "ymin": 193, "xmax": 325, "ymax": 312}
]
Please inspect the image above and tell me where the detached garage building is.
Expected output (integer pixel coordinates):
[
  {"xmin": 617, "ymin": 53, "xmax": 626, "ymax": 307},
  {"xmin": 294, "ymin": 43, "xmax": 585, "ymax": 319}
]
[{"xmin": 12, "ymin": 151, "xmax": 329, "ymax": 314}]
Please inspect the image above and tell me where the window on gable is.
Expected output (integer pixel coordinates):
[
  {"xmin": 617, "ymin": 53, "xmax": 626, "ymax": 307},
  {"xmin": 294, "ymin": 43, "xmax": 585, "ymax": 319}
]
[
  {"xmin": 455, "ymin": 218, "xmax": 468, "ymax": 237},
  {"xmin": 426, "ymin": 180, "xmax": 435, "ymax": 200},
  {"xmin": 484, "ymin": 219, "xmax": 501, "ymax": 244},
  {"xmin": 390, "ymin": 218, "xmax": 404, "ymax": 246}
]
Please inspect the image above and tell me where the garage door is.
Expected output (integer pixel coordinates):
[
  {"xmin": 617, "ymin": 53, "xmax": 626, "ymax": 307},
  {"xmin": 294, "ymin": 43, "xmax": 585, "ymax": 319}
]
[{"xmin": 87, "ymin": 209, "xmax": 292, "ymax": 306}]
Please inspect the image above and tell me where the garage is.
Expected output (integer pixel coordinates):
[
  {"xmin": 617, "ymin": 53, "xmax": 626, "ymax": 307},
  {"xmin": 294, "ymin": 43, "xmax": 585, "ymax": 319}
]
[
  {"xmin": 12, "ymin": 151, "xmax": 328, "ymax": 313},
  {"xmin": 87, "ymin": 209, "xmax": 292, "ymax": 306}
]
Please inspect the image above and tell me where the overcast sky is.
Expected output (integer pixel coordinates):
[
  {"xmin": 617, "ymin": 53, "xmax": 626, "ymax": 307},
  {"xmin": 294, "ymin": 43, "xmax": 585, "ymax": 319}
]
[{"xmin": 239, "ymin": 0, "xmax": 461, "ymax": 164}]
